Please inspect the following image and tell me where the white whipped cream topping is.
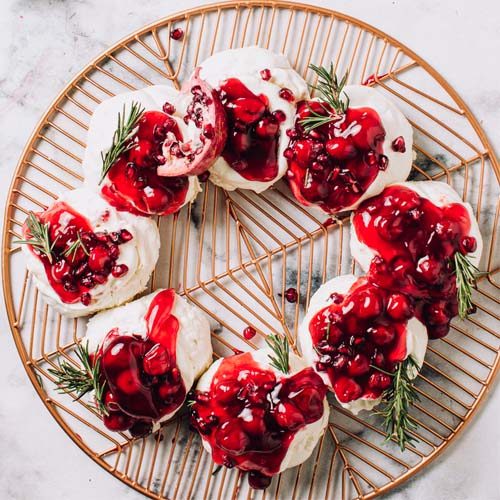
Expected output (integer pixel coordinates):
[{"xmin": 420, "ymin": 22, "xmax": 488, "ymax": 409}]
[
  {"xmin": 82, "ymin": 85, "xmax": 201, "ymax": 205},
  {"xmin": 199, "ymin": 47, "xmax": 310, "ymax": 192},
  {"xmin": 85, "ymin": 289, "xmax": 213, "ymax": 423},
  {"xmin": 298, "ymin": 274, "xmax": 428, "ymax": 415},
  {"xmin": 22, "ymin": 188, "xmax": 160, "ymax": 317},
  {"xmin": 196, "ymin": 348, "xmax": 329, "ymax": 473},
  {"xmin": 350, "ymin": 180, "xmax": 483, "ymax": 271}
]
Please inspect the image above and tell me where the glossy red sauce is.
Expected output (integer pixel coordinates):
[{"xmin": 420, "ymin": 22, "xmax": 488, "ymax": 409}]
[
  {"xmin": 218, "ymin": 78, "xmax": 286, "ymax": 182},
  {"xmin": 24, "ymin": 202, "xmax": 131, "ymax": 305},
  {"xmin": 191, "ymin": 352, "xmax": 327, "ymax": 489},
  {"xmin": 101, "ymin": 110, "xmax": 190, "ymax": 216},
  {"xmin": 309, "ymin": 278, "xmax": 410, "ymax": 403},
  {"xmin": 285, "ymin": 101, "xmax": 389, "ymax": 213},
  {"xmin": 352, "ymin": 185, "xmax": 475, "ymax": 338},
  {"xmin": 98, "ymin": 289, "xmax": 186, "ymax": 435}
]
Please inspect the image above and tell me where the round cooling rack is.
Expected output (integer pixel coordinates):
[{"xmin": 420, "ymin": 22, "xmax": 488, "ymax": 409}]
[{"xmin": 3, "ymin": 2, "xmax": 500, "ymax": 498}]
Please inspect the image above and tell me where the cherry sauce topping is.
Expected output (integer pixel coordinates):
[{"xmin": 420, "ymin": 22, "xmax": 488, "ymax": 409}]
[
  {"xmin": 352, "ymin": 185, "xmax": 475, "ymax": 338},
  {"xmin": 309, "ymin": 278, "xmax": 411, "ymax": 403},
  {"xmin": 101, "ymin": 110, "xmax": 190, "ymax": 216},
  {"xmin": 191, "ymin": 352, "xmax": 327, "ymax": 489},
  {"xmin": 285, "ymin": 100, "xmax": 390, "ymax": 213},
  {"xmin": 24, "ymin": 202, "xmax": 131, "ymax": 305},
  {"xmin": 98, "ymin": 289, "xmax": 186, "ymax": 433},
  {"xmin": 218, "ymin": 78, "xmax": 286, "ymax": 182}
]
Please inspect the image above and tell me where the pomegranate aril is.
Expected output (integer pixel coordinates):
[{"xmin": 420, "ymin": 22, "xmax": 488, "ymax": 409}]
[
  {"xmin": 347, "ymin": 353, "xmax": 370, "ymax": 376},
  {"xmin": 260, "ymin": 68, "xmax": 271, "ymax": 81},
  {"xmin": 216, "ymin": 424, "xmax": 249, "ymax": 455},
  {"xmin": 243, "ymin": 326, "xmax": 256, "ymax": 340},
  {"xmin": 333, "ymin": 376, "xmax": 363, "ymax": 403},
  {"xmin": 162, "ymin": 101, "xmax": 175, "ymax": 114},
  {"xmin": 275, "ymin": 401, "xmax": 305, "ymax": 430},
  {"xmin": 229, "ymin": 97, "xmax": 265, "ymax": 124},
  {"xmin": 284, "ymin": 287, "xmax": 298, "ymax": 303},
  {"xmin": 170, "ymin": 28, "xmax": 184, "ymax": 40},
  {"xmin": 460, "ymin": 235, "xmax": 477, "ymax": 254},
  {"xmin": 272, "ymin": 109, "xmax": 286, "ymax": 122},
  {"xmin": 386, "ymin": 293, "xmax": 413, "ymax": 320},
  {"xmin": 325, "ymin": 138, "xmax": 356, "ymax": 160},
  {"xmin": 248, "ymin": 472, "xmax": 272, "ymax": 490},
  {"xmin": 255, "ymin": 118, "xmax": 279, "ymax": 138},
  {"xmin": 368, "ymin": 325, "xmax": 395, "ymax": 346},
  {"xmin": 278, "ymin": 88, "xmax": 295, "ymax": 102},
  {"xmin": 368, "ymin": 372, "xmax": 392, "ymax": 390},
  {"xmin": 116, "ymin": 369, "xmax": 143, "ymax": 395},
  {"xmin": 391, "ymin": 136, "xmax": 406, "ymax": 152},
  {"xmin": 104, "ymin": 391, "xmax": 120, "ymax": 411},
  {"xmin": 80, "ymin": 293, "xmax": 91, "ymax": 306},
  {"xmin": 88, "ymin": 246, "xmax": 112, "ymax": 272}
]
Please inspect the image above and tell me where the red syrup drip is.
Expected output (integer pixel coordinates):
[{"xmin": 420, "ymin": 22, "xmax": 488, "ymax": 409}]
[
  {"xmin": 101, "ymin": 110, "xmax": 190, "ymax": 216},
  {"xmin": 191, "ymin": 352, "xmax": 327, "ymax": 489},
  {"xmin": 218, "ymin": 78, "xmax": 285, "ymax": 182},
  {"xmin": 309, "ymin": 278, "xmax": 410, "ymax": 403},
  {"xmin": 99, "ymin": 289, "xmax": 186, "ymax": 434},
  {"xmin": 352, "ymin": 185, "xmax": 474, "ymax": 339},
  {"xmin": 23, "ymin": 202, "xmax": 131, "ymax": 305},
  {"xmin": 285, "ymin": 101, "xmax": 388, "ymax": 213}
]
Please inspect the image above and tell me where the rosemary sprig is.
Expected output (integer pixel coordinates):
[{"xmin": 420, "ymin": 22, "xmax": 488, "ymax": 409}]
[
  {"xmin": 15, "ymin": 212, "xmax": 57, "ymax": 263},
  {"xmin": 454, "ymin": 252, "xmax": 483, "ymax": 319},
  {"xmin": 299, "ymin": 64, "xmax": 349, "ymax": 133},
  {"xmin": 265, "ymin": 334, "xmax": 290, "ymax": 374},
  {"xmin": 48, "ymin": 341, "xmax": 108, "ymax": 416},
  {"xmin": 99, "ymin": 101, "xmax": 145, "ymax": 184},
  {"xmin": 377, "ymin": 356, "xmax": 420, "ymax": 452},
  {"xmin": 63, "ymin": 231, "xmax": 89, "ymax": 261}
]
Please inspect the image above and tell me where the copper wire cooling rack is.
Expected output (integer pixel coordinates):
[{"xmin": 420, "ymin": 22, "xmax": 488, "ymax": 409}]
[{"xmin": 3, "ymin": 1, "xmax": 500, "ymax": 498}]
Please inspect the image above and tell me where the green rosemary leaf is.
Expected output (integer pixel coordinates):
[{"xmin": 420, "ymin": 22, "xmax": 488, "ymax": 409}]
[
  {"xmin": 99, "ymin": 101, "xmax": 145, "ymax": 184},
  {"xmin": 48, "ymin": 341, "xmax": 108, "ymax": 416},
  {"xmin": 265, "ymin": 334, "xmax": 290, "ymax": 374},
  {"xmin": 14, "ymin": 212, "xmax": 55, "ymax": 263},
  {"xmin": 377, "ymin": 356, "xmax": 420, "ymax": 452},
  {"xmin": 453, "ymin": 252, "xmax": 484, "ymax": 319}
]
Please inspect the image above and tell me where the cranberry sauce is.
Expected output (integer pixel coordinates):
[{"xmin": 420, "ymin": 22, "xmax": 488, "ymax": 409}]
[
  {"xmin": 285, "ymin": 101, "xmax": 390, "ymax": 213},
  {"xmin": 218, "ymin": 78, "xmax": 287, "ymax": 182},
  {"xmin": 352, "ymin": 185, "xmax": 475, "ymax": 338},
  {"xmin": 101, "ymin": 110, "xmax": 190, "ymax": 216},
  {"xmin": 98, "ymin": 289, "xmax": 186, "ymax": 435},
  {"xmin": 310, "ymin": 278, "xmax": 411, "ymax": 403},
  {"xmin": 24, "ymin": 202, "xmax": 131, "ymax": 305},
  {"xmin": 191, "ymin": 352, "xmax": 327, "ymax": 489}
]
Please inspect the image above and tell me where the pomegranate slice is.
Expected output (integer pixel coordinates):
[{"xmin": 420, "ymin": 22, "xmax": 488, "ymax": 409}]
[{"xmin": 158, "ymin": 68, "xmax": 227, "ymax": 177}]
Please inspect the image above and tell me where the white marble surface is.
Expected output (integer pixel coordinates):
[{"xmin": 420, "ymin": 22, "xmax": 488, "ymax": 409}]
[{"xmin": 0, "ymin": 0, "xmax": 499, "ymax": 499}]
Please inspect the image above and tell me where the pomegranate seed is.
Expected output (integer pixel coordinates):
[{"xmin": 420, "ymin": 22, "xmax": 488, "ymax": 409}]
[
  {"xmin": 278, "ymin": 88, "xmax": 295, "ymax": 102},
  {"xmin": 116, "ymin": 369, "xmax": 142, "ymax": 395},
  {"xmin": 255, "ymin": 118, "xmax": 279, "ymax": 138},
  {"xmin": 93, "ymin": 273, "xmax": 107, "ymax": 284},
  {"xmin": 283, "ymin": 147, "xmax": 295, "ymax": 160},
  {"xmin": 125, "ymin": 163, "xmax": 137, "ymax": 179},
  {"xmin": 332, "ymin": 354, "xmax": 348, "ymax": 371},
  {"xmin": 170, "ymin": 28, "xmax": 184, "ymax": 40},
  {"xmin": 80, "ymin": 292, "xmax": 91, "ymax": 306},
  {"xmin": 460, "ymin": 235, "xmax": 477, "ymax": 254},
  {"xmin": 325, "ymin": 138, "xmax": 356, "ymax": 160},
  {"xmin": 203, "ymin": 123, "xmax": 214, "ymax": 139},
  {"xmin": 243, "ymin": 326, "xmax": 256, "ymax": 340},
  {"xmin": 272, "ymin": 109, "xmax": 287, "ymax": 122},
  {"xmin": 365, "ymin": 150, "xmax": 378, "ymax": 166},
  {"xmin": 378, "ymin": 154, "xmax": 389, "ymax": 171},
  {"xmin": 51, "ymin": 259, "xmax": 71, "ymax": 283},
  {"xmin": 391, "ymin": 135, "xmax": 406, "ymax": 152},
  {"xmin": 274, "ymin": 401, "xmax": 305, "ymax": 430},
  {"xmin": 162, "ymin": 101, "xmax": 175, "ymax": 114},
  {"xmin": 329, "ymin": 292, "xmax": 343, "ymax": 304},
  {"xmin": 368, "ymin": 372, "xmax": 392, "ymax": 390},
  {"xmin": 120, "ymin": 229, "xmax": 133, "ymax": 242},
  {"xmin": 111, "ymin": 264, "xmax": 129, "ymax": 278},
  {"xmin": 347, "ymin": 353, "xmax": 370, "ymax": 377},
  {"xmin": 284, "ymin": 287, "xmax": 298, "ymax": 303},
  {"xmin": 170, "ymin": 367, "xmax": 181, "ymax": 383},
  {"xmin": 286, "ymin": 128, "xmax": 299, "ymax": 139},
  {"xmin": 260, "ymin": 68, "xmax": 271, "ymax": 81},
  {"xmin": 216, "ymin": 424, "xmax": 249, "ymax": 454}
]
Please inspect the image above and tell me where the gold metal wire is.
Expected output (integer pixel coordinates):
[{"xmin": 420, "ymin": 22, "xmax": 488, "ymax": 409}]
[{"xmin": 3, "ymin": 2, "xmax": 500, "ymax": 499}]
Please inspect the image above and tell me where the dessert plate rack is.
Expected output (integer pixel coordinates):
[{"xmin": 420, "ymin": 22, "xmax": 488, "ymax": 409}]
[{"xmin": 3, "ymin": 1, "xmax": 499, "ymax": 498}]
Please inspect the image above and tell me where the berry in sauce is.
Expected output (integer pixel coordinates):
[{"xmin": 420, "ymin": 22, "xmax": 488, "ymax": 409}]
[
  {"xmin": 101, "ymin": 109, "xmax": 190, "ymax": 216},
  {"xmin": 97, "ymin": 289, "xmax": 186, "ymax": 433},
  {"xmin": 309, "ymin": 277, "xmax": 409, "ymax": 402},
  {"xmin": 190, "ymin": 352, "xmax": 327, "ymax": 489},
  {"xmin": 218, "ymin": 78, "xmax": 284, "ymax": 182},
  {"xmin": 285, "ymin": 100, "xmax": 391, "ymax": 213},
  {"xmin": 22, "ymin": 202, "xmax": 132, "ymax": 305},
  {"xmin": 352, "ymin": 185, "xmax": 476, "ymax": 338}
]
